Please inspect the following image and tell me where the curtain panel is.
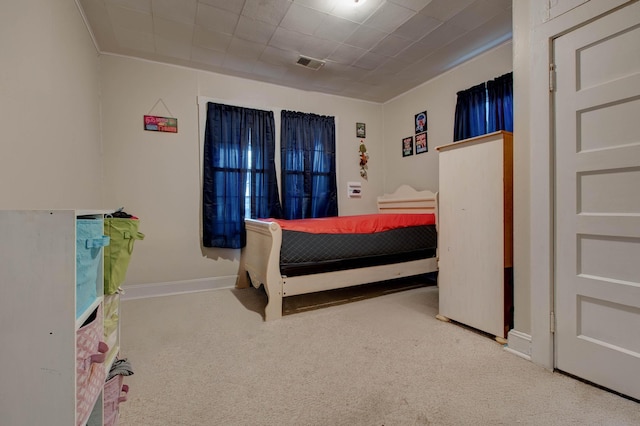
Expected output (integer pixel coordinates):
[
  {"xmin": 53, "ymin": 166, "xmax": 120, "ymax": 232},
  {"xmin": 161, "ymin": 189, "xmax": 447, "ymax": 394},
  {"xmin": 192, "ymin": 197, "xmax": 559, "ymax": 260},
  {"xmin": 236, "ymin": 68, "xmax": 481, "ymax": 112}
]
[
  {"xmin": 281, "ymin": 110, "xmax": 338, "ymax": 220},
  {"xmin": 487, "ymin": 72, "xmax": 514, "ymax": 133},
  {"xmin": 202, "ymin": 103, "xmax": 282, "ymax": 249},
  {"xmin": 453, "ymin": 82, "xmax": 487, "ymax": 141}
]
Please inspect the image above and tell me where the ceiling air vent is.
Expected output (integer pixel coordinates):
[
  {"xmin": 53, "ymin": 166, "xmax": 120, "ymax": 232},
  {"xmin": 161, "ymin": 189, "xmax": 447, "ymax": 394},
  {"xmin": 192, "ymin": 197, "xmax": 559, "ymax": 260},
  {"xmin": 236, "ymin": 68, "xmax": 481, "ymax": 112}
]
[{"xmin": 296, "ymin": 55, "xmax": 325, "ymax": 70}]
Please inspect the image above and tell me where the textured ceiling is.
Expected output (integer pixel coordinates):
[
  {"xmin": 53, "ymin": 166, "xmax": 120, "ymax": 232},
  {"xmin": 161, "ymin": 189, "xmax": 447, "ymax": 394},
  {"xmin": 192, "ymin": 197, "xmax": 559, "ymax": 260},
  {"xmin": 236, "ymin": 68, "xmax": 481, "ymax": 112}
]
[{"xmin": 77, "ymin": 0, "xmax": 513, "ymax": 102}]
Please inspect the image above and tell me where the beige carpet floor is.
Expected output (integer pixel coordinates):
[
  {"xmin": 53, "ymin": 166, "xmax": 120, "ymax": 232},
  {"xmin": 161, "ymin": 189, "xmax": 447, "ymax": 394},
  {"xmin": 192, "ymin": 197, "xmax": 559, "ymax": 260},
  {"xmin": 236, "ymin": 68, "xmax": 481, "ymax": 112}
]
[{"xmin": 117, "ymin": 281, "xmax": 639, "ymax": 426}]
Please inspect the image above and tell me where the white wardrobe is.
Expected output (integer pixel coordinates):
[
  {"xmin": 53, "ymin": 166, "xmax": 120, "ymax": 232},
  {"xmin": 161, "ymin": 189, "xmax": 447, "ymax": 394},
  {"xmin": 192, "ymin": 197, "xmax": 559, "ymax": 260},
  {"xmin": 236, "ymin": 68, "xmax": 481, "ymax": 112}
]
[{"xmin": 436, "ymin": 131, "xmax": 513, "ymax": 340}]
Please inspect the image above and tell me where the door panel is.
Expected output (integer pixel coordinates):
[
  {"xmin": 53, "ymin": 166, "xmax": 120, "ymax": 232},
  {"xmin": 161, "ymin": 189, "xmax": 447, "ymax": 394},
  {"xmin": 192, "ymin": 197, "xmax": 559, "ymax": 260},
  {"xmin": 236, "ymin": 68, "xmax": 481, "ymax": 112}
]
[
  {"xmin": 554, "ymin": 1, "xmax": 640, "ymax": 400},
  {"xmin": 577, "ymin": 23, "xmax": 640, "ymax": 89}
]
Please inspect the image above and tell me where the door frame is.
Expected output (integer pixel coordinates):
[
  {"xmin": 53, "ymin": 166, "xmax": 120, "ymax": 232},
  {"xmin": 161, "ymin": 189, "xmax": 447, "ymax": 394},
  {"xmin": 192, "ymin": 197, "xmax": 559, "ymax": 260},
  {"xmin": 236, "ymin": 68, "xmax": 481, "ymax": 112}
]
[{"xmin": 528, "ymin": 0, "xmax": 632, "ymax": 369}]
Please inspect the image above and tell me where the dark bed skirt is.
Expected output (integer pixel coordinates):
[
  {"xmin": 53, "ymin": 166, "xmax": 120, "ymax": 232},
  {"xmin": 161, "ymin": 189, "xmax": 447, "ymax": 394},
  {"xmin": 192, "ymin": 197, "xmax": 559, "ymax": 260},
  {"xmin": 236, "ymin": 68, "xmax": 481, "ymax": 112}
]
[{"xmin": 280, "ymin": 225, "xmax": 437, "ymax": 277}]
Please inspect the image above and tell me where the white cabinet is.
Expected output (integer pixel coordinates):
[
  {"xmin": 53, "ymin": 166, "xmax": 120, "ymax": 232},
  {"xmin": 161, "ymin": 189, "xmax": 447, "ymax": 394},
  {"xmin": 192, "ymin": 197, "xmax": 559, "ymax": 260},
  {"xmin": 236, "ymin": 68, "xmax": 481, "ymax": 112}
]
[
  {"xmin": 0, "ymin": 210, "xmax": 118, "ymax": 425},
  {"xmin": 436, "ymin": 131, "xmax": 513, "ymax": 340}
]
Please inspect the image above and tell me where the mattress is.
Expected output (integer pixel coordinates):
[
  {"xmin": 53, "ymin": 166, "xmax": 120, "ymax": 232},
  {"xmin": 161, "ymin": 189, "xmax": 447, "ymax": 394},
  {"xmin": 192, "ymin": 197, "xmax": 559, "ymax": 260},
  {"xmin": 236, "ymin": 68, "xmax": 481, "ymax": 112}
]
[{"xmin": 279, "ymin": 224, "xmax": 437, "ymax": 277}]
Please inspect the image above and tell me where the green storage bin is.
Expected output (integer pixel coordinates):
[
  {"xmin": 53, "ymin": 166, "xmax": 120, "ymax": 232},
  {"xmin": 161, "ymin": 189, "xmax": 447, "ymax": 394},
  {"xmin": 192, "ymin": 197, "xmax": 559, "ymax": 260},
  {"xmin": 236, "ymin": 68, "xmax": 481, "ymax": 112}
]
[{"xmin": 104, "ymin": 218, "xmax": 144, "ymax": 294}]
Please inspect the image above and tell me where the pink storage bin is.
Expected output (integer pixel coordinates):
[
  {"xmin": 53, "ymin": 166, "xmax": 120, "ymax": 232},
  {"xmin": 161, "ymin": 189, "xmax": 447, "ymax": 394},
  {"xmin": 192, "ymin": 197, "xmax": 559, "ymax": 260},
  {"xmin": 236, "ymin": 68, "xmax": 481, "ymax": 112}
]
[
  {"xmin": 76, "ymin": 305, "xmax": 109, "ymax": 426},
  {"xmin": 104, "ymin": 374, "xmax": 129, "ymax": 426}
]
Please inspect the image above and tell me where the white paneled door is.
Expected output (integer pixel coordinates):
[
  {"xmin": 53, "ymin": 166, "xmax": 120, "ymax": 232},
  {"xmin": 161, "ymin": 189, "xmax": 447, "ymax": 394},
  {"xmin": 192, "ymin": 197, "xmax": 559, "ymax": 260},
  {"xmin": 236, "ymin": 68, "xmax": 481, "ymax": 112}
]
[{"xmin": 554, "ymin": 1, "xmax": 640, "ymax": 400}]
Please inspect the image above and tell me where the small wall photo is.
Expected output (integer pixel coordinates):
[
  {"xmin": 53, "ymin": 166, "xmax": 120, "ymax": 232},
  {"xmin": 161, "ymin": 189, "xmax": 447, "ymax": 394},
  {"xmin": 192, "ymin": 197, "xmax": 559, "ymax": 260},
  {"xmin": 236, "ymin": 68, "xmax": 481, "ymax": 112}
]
[
  {"xmin": 415, "ymin": 111, "xmax": 427, "ymax": 134},
  {"xmin": 415, "ymin": 132, "xmax": 428, "ymax": 154},
  {"xmin": 402, "ymin": 136, "xmax": 413, "ymax": 157}
]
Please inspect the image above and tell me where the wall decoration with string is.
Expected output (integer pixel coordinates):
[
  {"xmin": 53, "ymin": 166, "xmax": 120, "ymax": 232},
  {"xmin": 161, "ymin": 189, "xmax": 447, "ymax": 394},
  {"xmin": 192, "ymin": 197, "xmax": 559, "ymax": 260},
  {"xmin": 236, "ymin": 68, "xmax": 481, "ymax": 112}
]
[{"xmin": 144, "ymin": 98, "xmax": 178, "ymax": 133}]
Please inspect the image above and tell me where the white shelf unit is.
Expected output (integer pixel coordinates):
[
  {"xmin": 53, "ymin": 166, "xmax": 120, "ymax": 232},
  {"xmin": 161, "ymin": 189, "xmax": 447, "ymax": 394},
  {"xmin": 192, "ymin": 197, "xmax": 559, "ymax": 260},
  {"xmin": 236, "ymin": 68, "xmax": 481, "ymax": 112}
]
[
  {"xmin": 436, "ymin": 131, "xmax": 513, "ymax": 340},
  {"xmin": 0, "ymin": 210, "xmax": 118, "ymax": 425}
]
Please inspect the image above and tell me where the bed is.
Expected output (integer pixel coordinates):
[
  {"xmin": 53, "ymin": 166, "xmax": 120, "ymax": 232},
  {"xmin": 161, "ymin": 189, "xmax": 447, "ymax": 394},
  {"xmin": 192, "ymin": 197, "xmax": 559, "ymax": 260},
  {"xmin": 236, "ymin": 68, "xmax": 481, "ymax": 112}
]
[{"xmin": 236, "ymin": 185, "xmax": 438, "ymax": 320}]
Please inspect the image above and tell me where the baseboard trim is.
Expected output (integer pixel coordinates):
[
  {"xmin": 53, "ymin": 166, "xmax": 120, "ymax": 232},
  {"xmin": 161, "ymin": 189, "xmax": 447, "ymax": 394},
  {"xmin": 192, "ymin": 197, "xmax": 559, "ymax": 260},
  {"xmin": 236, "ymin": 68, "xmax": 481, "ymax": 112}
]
[
  {"xmin": 504, "ymin": 329, "xmax": 532, "ymax": 361},
  {"xmin": 120, "ymin": 276, "xmax": 236, "ymax": 301}
]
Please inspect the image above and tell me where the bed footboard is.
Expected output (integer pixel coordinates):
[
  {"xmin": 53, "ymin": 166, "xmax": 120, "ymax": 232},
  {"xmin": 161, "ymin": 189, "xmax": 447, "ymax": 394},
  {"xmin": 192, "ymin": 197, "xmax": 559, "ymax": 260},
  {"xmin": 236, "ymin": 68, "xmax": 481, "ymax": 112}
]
[{"xmin": 237, "ymin": 219, "xmax": 284, "ymax": 321}]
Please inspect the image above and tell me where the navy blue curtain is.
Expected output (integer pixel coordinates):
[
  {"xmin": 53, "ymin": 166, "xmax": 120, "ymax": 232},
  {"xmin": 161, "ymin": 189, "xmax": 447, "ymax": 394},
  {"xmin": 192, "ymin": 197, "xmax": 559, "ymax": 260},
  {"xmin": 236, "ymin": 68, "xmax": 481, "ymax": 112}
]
[
  {"xmin": 202, "ymin": 103, "xmax": 282, "ymax": 249},
  {"xmin": 453, "ymin": 82, "xmax": 487, "ymax": 141},
  {"xmin": 488, "ymin": 72, "xmax": 513, "ymax": 133},
  {"xmin": 281, "ymin": 110, "xmax": 337, "ymax": 220}
]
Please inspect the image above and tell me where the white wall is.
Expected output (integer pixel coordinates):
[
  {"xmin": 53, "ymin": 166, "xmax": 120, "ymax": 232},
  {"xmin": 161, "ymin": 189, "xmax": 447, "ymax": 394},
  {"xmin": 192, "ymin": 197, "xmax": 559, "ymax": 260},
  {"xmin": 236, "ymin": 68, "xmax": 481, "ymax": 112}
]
[
  {"xmin": 0, "ymin": 0, "xmax": 102, "ymax": 209},
  {"xmin": 382, "ymin": 42, "xmax": 513, "ymax": 194},
  {"xmin": 99, "ymin": 55, "xmax": 384, "ymax": 287},
  {"xmin": 509, "ymin": 0, "xmax": 534, "ymax": 338}
]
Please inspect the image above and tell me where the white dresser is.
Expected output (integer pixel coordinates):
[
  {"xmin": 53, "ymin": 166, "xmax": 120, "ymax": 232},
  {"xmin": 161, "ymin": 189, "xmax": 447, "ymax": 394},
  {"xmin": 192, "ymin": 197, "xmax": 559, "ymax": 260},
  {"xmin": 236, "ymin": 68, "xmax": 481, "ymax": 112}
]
[{"xmin": 436, "ymin": 131, "xmax": 513, "ymax": 341}]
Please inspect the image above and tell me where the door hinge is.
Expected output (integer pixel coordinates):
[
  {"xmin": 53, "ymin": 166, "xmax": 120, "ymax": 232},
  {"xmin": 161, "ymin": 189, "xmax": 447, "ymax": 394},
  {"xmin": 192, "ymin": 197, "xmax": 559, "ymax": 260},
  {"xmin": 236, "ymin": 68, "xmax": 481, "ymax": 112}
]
[
  {"xmin": 550, "ymin": 311, "xmax": 556, "ymax": 333},
  {"xmin": 549, "ymin": 63, "xmax": 556, "ymax": 92}
]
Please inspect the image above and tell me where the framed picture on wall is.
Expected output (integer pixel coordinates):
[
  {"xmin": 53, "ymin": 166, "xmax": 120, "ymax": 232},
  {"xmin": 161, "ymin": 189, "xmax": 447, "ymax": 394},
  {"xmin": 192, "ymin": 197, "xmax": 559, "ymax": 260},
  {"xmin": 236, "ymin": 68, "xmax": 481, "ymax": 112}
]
[
  {"xmin": 356, "ymin": 122, "xmax": 366, "ymax": 138},
  {"xmin": 415, "ymin": 132, "xmax": 428, "ymax": 154},
  {"xmin": 402, "ymin": 136, "xmax": 413, "ymax": 157},
  {"xmin": 415, "ymin": 111, "xmax": 427, "ymax": 134}
]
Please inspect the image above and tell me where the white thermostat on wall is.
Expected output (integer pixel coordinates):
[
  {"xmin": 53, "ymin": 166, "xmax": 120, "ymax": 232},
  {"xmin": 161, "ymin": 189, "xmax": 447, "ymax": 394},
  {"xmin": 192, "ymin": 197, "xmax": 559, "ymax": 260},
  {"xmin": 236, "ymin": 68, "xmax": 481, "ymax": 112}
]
[{"xmin": 348, "ymin": 182, "xmax": 362, "ymax": 198}]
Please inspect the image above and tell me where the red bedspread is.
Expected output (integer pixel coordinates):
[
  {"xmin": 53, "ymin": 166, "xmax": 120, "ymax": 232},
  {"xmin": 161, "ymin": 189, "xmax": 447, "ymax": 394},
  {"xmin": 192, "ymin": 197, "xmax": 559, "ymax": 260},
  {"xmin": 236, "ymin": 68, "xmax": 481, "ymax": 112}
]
[{"xmin": 264, "ymin": 213, "xmax": 435, "ymax": 234}]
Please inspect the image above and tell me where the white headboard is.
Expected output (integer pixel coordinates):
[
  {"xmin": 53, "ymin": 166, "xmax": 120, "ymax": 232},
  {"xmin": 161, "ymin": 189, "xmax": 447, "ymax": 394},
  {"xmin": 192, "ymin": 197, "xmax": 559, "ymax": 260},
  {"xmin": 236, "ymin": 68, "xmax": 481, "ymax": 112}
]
[{"xmin": 376, "ymin": 185, "xmax": 438, "ymax": 215}]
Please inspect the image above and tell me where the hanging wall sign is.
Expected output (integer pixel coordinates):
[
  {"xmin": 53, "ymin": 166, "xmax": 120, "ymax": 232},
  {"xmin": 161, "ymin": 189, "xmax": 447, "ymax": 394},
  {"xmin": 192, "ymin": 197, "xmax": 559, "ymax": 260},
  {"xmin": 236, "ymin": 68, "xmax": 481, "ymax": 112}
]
[{"xmin": 144, "ymin": 115, "xmax": 178, "ymax": 133}]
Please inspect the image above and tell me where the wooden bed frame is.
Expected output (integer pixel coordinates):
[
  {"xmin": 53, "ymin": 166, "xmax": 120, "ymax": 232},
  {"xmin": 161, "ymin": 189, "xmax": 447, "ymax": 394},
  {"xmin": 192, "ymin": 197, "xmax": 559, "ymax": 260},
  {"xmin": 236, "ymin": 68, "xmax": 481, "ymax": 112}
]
[{"xmin": 236, "ymin": 185, "xmax": 438, "ymax": 320}]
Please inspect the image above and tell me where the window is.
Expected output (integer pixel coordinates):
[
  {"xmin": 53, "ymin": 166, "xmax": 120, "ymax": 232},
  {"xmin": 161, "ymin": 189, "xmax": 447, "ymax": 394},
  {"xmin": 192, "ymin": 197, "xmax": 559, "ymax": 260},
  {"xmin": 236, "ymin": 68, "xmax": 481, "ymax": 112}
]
[
  {"xmin": 280, "ymin": 110, "xmax": 337, "ymax": 219},
  {"xmin": 201, "ymin": 103, "xmax": 339, "ymax": 246},
  {"xmin": 453, "ymin": 82, "xmax": 487, "ymax": 141},
  {"xmin": 202, "ymin": 103, "xmax": 282, "ymax": 249},
  {"xmin": 487, "ymin": 72, "xmax": 513, "ymax": 134},
  {"xmin": 454, "ymin": 72, "xmax": 513, "ymax": 141}
]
